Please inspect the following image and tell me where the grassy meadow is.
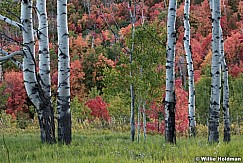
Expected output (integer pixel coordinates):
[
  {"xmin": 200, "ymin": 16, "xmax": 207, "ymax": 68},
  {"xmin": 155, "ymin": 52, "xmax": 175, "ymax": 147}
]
[{"xmin": 0, "ymin": 128, "xmax": 243, "ymax": 163}]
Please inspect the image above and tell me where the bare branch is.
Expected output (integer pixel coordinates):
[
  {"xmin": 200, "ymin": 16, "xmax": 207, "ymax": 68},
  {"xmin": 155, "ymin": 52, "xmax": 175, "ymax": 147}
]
[
  {"xmin": 0, "ymin": 50, "xmax": 24, "ymax": 61},
  {"xmin": 0, "ymin": 48, "xmax": 23, "ymax": 69},
  {"xmin": 0, "ymin": 14, "xmax": 25, "ymax": 31}
]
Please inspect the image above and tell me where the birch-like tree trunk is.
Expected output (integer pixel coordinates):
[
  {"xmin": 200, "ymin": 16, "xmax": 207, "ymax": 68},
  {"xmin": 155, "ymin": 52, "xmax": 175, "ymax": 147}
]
[
  {"xmin": 164, "ymin": 0, "xmax": 177, "ymax": 144},
  {"xmin": 57, "ymin": 0, "xmax": 71, "ymax": 144},
  {"xmin": 0, "ymin": 53, "xmax": 3, "ymax": 82},
  {"xmin": 36, "ymin": 0, "xmax": 51, "ymax": 98},
  {"xmin": 183, "ymin": 0, "xmax": 196, "ymax": 137},
  {"xmin": 143, "ymin": 101, "xmax": 146, "ymax": 141},
  {"xmin": 208, "ymin": 0, "xmax": 221, "ymax": 143},
  {"xmin": 21, "ymin": 0, "xmax": 55, "ymax": 144},
  {"xmin": 128, "ymin": 0, "xmax": 135, "ymax": 142},
  {"xmin": 137, "ymin": 99, "xmax": 141, "ymax": 142},
  {"xmin": 220, "ymin": 27, "xmax": 230, "ymax": 142}
]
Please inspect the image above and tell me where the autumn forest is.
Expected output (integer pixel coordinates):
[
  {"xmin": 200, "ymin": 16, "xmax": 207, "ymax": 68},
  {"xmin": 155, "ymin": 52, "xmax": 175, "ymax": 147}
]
[{"xmin": 0, "ymin": 0, "xmax": 243, "ymax": 162}]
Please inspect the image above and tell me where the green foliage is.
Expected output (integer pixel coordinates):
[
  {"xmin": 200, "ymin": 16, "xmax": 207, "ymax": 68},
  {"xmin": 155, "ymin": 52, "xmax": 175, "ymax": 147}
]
[
  {"xmin": 16, "ymin": 111, "xmax": 30, "ymax": 129},
  {"xmin": 88, "ymin": 86, "xmax": 101, "ymax": 99},
  {"xmin": 0, "ymin": 0, "xmax": 20, "ymax": 21},
  {"xmin": 103, "ymin": 24, "xmax": 166, "ymax": 105},
  {"xmin": 0, "ymin": 111, "xmax": 13, "ymax": 128},
  {"xmin": 127, "ymin": 24, "xmax": 166, "ymax": 101},
  {"xmin": 0, "ymin": 83, "xmax": 9, "ymax": 111},
  {"xmin": 229, "ymin": 74, "xmax": 243, "ymax": 122},
  {"xmin": 195, "ymin": 75, "xmax": 211, "ymax": 124},
  {"xmin": 70, "ymin": 96, "xmax": 91, "ymax": 123},
  {"xmin": 0, "ymin": 131, "xmax": 243, "ymax": 162},
  {"xmin": 105, "ymin": 94, "xmax": 130, "ymax": 122}
]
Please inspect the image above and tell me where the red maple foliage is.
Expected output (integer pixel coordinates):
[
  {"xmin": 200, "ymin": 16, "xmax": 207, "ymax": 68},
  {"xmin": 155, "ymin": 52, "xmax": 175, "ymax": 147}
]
[
  {"xmin": 146, "ymin": 79, "xmax": 189, "ymax": 134},
  {"xmin": 85, "ymin": 96, "xmax": 110, "ymax": 122},
  {"xmin": 4, "ymin": 71, "xmax": 28, "ymax": 118}
]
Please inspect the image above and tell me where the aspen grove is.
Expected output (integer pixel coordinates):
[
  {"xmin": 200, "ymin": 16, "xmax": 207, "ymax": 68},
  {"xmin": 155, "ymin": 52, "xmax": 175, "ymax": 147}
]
[{"xmin": 1, "ymin": 0, "xmax": 243, "ymax": 151}]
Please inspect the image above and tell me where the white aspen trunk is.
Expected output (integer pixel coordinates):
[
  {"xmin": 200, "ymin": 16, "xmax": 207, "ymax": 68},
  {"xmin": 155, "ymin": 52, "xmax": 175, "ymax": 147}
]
[
  {"xmin": 0, "ymin": 53, "xmax": 3, "ymax": 82},
  {"xmin": 220, "ymin": 27, "xmax": 230, "ymax": 142},
  {"xmin": 36, "ymin": 0, "xmax": 51, "ymax": 97},
  {"xmin": 21, "ymin": 0, "xmax": 40, "ymax": 117},
  {"xmin": 208, "ymin": 0, "xmax": 221, "ymax": 143},
  {"xmin": 183, "ymin": 0, "xmax": 196, "ymax": 137},
  {"xmin": 137, "ymin": 99, "xmax": 141, "ymax": 142},
  {"xmin": 143, "ymin": 100, "xmax": 146, "ymax": 141},
  {"xmin": 21, "ymin": 0, "xmax": 56, "ymax": 144},
  {"xmin": 57, "ymin": 0, "xmax": 71, "ymax": 144},
  {"xmin": 165, "ymin": 0, "xmax": 177, "ymax": 144},
  {"xmin": 21, "ymin": 0, "xmax": 44, "ymax": 141},
  {"xmin": 128, "ymin": 0, "xmax": 135, "ymax": 142}
]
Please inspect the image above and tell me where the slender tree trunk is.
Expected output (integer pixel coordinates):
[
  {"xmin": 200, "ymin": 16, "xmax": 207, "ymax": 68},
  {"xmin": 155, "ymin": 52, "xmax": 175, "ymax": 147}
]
[
  {"xmin": 128, "ymin": 0, "xmax": 136, "ymax": 142},
  {"xmin": 164, "ymin": 0, "xmax": 177, "ymax": 144},
  {"xmin": 220, "ymin": 27, "xmax": 230, "ymax": 142},
  {"xmin": 21, "ymin": 0, "xmax": 56, "ymax": 144},
  {"xmin": 208, "ymin": 0, "xmax": 221, "ymax": 143},
  {"xmin": 57, "ymin": 0, "xmax": 71, "ymax": 144},
  {"xmin": 37, "ymin": 0, "xmax": 51, "ymax": 98},
  {"xmin": 183, "ymin": 0, "xmax": 196, "ymax": 137},
  {"xmin": 21, "ymin": 0, "xmax": 43, "ymax": 141},
  {"xmin": 143, "ymin": 100, "xmax": 146, "ymax": 141},
  {"xmin": 0, "ymin": 53, "xmax": 3, "ymax": 82},
  {"xmin": 137, "ymin": 99, "xmax": 141, "ymax": 142},
  {"xmin": 36, "ymin": 0, "xmax": 56, "ymax": 144}
]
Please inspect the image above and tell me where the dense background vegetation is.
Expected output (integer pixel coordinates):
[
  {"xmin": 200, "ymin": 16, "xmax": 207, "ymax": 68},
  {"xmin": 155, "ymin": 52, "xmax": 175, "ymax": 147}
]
[{"xmin": 0, "ymin": 0, "xmax": 243, "ymax": 136}]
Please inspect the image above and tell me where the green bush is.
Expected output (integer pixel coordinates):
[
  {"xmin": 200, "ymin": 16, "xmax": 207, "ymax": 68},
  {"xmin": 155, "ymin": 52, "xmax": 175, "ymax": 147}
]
[
  {"xmin": 229, "ymin": 74, "xmax": 243, "ymax": 123},
  {"xmin": 106, "ymin": 94, "xmax": 130, "ymax": 122},
  {"xmin": 70, "ymin": 96, "xmax": 91, "ymax": 123},
  {"xmin": 195, "ymin": 75, "xmax": 211, "ymax": 124},
  {"xmin": 0, "ymin": 111, "xmax": 13, "ymax": 128},
  {"xmin": 16, "ymin": 111, "xmax": 30, "ymax": 129}
]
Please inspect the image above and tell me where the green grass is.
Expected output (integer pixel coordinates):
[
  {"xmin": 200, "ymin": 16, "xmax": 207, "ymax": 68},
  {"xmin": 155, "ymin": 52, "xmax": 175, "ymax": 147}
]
[{"xmin": 0, "ymin": 129, "xmax": 242, "ymax": 163}]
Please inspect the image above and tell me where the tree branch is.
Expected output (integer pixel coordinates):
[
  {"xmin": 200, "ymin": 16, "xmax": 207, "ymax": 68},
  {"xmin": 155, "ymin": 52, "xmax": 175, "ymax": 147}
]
[
  {"xmin": 0, "ymin": 14, "xmax": 25, "ymax": 31},
  {"xmin": 0, "ymin": 48, "xmax": 23, "ymax": 69},
  {"xmin": 0, "ymin": 50, "xmax": 24, "ymax": 61}
]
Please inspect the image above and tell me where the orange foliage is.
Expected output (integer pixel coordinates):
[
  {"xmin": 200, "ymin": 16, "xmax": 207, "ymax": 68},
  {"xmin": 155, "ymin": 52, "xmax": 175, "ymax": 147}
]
[
  {"xmin": 201, "ymin": 50, "xmax": 212, "ymax": 68},
  {"xmin": 70, "ymin": 60, "xmax": 86, "ymax": 101}
]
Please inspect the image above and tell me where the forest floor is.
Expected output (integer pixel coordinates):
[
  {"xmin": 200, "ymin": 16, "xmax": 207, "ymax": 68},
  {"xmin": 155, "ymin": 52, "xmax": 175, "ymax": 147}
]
[{"xmin": 0, "ymin": 129, "xmax": 242, "ymax": 163}]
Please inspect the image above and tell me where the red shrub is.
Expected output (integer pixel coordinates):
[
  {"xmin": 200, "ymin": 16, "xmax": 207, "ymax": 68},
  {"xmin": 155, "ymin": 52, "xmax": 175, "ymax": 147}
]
[
  {"xmin": 4, "ymin": 71, "xmax": 28, "ymax": 117},
  {"xmin": 85, "ymin": 96, "xmax": 110, "ymax": 122},
  {"xmin": 146, "ymin": 79, "xmax": 189, "ymax": 134}
]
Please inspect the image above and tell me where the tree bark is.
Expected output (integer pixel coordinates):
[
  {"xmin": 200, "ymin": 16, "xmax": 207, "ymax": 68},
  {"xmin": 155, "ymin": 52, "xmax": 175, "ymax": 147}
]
[
  {"xmin": 164, "ymin": 0, "xmax": 177, "ymax": 144},
  {"xmin": 208, "ymin": 0, "xmax": 221, "ymax": 143},
  {"xmin": 219, "ymin": 27, "xmax": 230, "ymax": 142},
  {"xmin": 21, "ymin": 0, "xmax": 55, "ymax": 144},
  {"xmin": 142, "ymin": 100, "xmax": 146, "ymax": 141},
  {"xmin": 0, "ymin": 53, "xmax": 3, "ymax": 82},
  {"xmin": 57, "ymin": 0, "xmax": 71, "ymax": 144},
  {"xmin": 137, "ymin": 99, "xmax": 141, "ymax": 142},
  {"xmin": 128, "ymin": 0, "xmax": 136, "ymax": 142},
  {"xmin": 36, "ymin": 0, "xmax": 51, "ymax": 98},
  {"xmin": 183, "ymin": 0, "xmax": 196, "ymax": 137}
]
